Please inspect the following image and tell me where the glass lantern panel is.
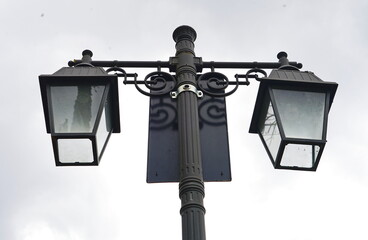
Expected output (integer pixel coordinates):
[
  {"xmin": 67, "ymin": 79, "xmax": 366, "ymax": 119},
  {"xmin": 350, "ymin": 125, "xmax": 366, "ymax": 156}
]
[
  {"xmin": 58, "ymin": 139, "xmax": 94, "ymax": 163},
  {"xmin": 50, "ymin": 85, "xmax": 105, "ymax": 133},
  {"xmin": 280, "ymin": 144, "xmax": 320, "ymax": 168},
  {"xmin": 96, "ymin": 108, "xmax": 112, "ymax": 157},
  {"xmin": 259, "ymin": 101, "xmax": 281, "ymax": 161},
  {"xmin": 272, "ymin": 89, "xmax": 326, "ymax": 140}
]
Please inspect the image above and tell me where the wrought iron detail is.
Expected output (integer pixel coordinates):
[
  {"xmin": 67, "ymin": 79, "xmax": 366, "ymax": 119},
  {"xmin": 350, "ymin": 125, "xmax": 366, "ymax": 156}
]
[
  {"xmin": 198, "ymin": 72, "xmax": 239, "ymax": 97},
  {"xmin": 106, "ymin": 66, "xmax": 128, "ymax": 79},
  {"xmin": 246, "ymin": 68, "xmax": 268, "ymax": 81},
  {"xmin": 234, "ymin": 68, "xmax": 268, "ymax": 85},
  {"xmin": 134, "ymin": 71, "xmax": 176, "ymax": 97}
]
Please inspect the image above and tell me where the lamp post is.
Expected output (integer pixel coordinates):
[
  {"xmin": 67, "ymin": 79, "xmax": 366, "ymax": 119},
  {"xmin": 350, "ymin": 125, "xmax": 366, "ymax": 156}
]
[{"xmin": 39, "ymin": 25, "xmax": 337, "ymax": 240}]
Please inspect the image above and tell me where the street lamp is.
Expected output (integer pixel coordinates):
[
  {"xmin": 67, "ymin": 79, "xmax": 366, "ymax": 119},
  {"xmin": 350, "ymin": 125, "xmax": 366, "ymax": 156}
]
[
  {"xmin": 39, "ymin": 26, "xmax": 337, "ymax": 240},
  {"xmin": 39, "ymin": 51, "xmax": 120, "ymax": 166},
  {"xmin": 249, "ymin": 52, "xmax": 338, "ymax": 170}
]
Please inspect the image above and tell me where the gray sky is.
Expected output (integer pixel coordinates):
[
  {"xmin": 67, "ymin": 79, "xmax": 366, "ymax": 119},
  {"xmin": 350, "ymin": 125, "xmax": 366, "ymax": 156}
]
[{"xmin": 1, "ymin": 0, "xmax": 368, "ymax": 239}]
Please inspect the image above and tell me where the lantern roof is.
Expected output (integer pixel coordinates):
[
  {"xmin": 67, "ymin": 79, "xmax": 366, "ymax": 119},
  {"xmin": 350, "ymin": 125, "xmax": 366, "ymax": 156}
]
[{"xmin": 51, "ymin": 66, "xmax": 110, "ymax": 77}]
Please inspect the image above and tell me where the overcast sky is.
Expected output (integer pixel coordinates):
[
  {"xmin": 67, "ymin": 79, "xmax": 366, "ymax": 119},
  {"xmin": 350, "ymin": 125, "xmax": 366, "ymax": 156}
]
[{"xmin": 1, "ymin": 0, "xmax": 368, "ymax": 239}]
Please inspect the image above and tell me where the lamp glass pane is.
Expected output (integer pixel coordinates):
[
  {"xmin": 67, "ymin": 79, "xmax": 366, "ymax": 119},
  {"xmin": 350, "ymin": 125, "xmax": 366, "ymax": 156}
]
[
  {"xmin": 96, "ymin": 108, "xmax": 111, "ymax": 157},
  {"xmin": 260, "ymin": 101, "xmax": 281, "ymax": 160},
  {"xmin": 272, "ymin": 89, "xmax": 326, "ymax": 140},
  {"xmin": 50, "ymin": 85, "xmax": 105, "ymax": 133},
  {"xmin": 280, "ymin": 144, "xmax": 320, "ymax": 168},
  {"xmin": 58, "ymin": 139, "xmax": 94, "ymax": 163}
]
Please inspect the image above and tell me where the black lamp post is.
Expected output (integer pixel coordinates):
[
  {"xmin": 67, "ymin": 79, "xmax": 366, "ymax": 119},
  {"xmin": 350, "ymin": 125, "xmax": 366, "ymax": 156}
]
[{"xmin": 39, "ymin": 26, "xmax": 337, "ymax": 240}]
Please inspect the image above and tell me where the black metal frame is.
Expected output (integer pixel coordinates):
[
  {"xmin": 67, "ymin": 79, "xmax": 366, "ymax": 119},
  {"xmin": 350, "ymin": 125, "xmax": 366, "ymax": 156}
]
[
  {"xmin": 258, "ymin": 88, "xmax": 328, "ymax": 171},
  {"xmin": 249, "ymin": 70, "xmax": 338, "ymax": 171},
  {"xmin": 39, "ymin": 68, "xmax": 120, "ymax": 166},
  {"xmin": 50, "ymin": 83, "xmax": 112, "ymax": 166},
  {"xmin": 69, "ymin": 59, "xmax": 303, "ymax": 70},
  {"xmin": 40, "ymin": 53, "xmax": 337, "ymax": 171}
]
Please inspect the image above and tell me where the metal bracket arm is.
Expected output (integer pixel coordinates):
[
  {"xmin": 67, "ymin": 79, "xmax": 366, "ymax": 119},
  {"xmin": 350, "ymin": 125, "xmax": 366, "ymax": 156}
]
[{"xmin": 69, "ymin": 59, "xmax": 302, "ymax": 70}]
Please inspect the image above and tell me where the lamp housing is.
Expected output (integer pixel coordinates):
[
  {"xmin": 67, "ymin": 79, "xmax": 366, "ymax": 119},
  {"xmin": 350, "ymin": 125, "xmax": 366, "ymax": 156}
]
[
  {"xmin": 39, "ymin": 66, "xmax": 120, "ymax": 166},
  {"xmin": 249, "ymin": 69, "xmax": 337, "ymax": 171}
]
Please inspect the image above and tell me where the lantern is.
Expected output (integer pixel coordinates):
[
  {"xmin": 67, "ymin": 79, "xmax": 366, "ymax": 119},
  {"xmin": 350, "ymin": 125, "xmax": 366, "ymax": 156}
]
[
  {"xmin": 249, "ymin": 69, "xmax": 337, "ymax": 170},
  {"xmin": 39, "ymin": 66, "xmax": 120, "ymax": 166}
]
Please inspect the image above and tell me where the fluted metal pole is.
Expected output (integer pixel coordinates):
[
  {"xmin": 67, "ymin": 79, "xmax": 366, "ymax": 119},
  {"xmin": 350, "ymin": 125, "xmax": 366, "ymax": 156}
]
[{"xmin": 173, "ymin": 26, "xmax": 206, "ymax": 240}]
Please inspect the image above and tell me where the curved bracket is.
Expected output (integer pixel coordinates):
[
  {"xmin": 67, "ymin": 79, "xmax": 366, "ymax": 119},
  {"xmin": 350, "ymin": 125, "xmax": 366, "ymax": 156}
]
[
  {"xmin": 198, "ymin": 72, "xmax": 239, "ymax": 97},
  {"xmin": 245, "ymin": 68, "xmax": 268, "ymax": 81},
  {"xmin": 135, "ymin": 71, "xmax": 176, "ymax": 97},
  {"xmin": 106, "ymin": 67, "xmax": 128, "ymax": 80}
]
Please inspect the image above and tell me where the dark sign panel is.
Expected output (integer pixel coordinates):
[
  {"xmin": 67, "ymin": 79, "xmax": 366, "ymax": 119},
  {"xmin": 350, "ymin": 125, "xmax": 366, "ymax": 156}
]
[{"xmin": 147, "ymin": 84, "xmax": 231, "ymax": 183}]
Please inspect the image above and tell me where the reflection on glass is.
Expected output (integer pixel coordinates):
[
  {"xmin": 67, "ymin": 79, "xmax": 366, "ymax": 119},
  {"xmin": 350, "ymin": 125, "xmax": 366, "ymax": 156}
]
[
  {"xmin": 58, "ymin": 139, "xmax": 94, "ymax": 163},
  {"xmin": 96, "ymin": 108, "xmax": 111, "ymax": 157},
  {"xmin": 280, "ymin": 144, "xmax": 320, "ymax": 168},
  {"xmin": 272, "ymin": 89, "xmax": 325, "ymax": 140},
  {"xmin": 260, "ymin": 102, "xmax": 281, "ymax": 161},
  {"xmin": 50, "ymin": 85, "xmax": 105, "ymax": 133}
]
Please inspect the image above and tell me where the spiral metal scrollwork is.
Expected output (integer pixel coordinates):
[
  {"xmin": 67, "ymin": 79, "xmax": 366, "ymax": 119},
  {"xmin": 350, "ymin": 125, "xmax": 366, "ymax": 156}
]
[
  {"xmin": 244, "ymin": 68, "xmax": 268, "ymax": 81},
  {"xmin": 135, "ymin": 71, "xmax": 176, "ymax": 97},
  {"xmin": 106, "ymin": 67, "xmax": 128, "ymax": 80},
  {"xmin": 197, "ymin": 72, "xmax": 239, "ymax": 97}
]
